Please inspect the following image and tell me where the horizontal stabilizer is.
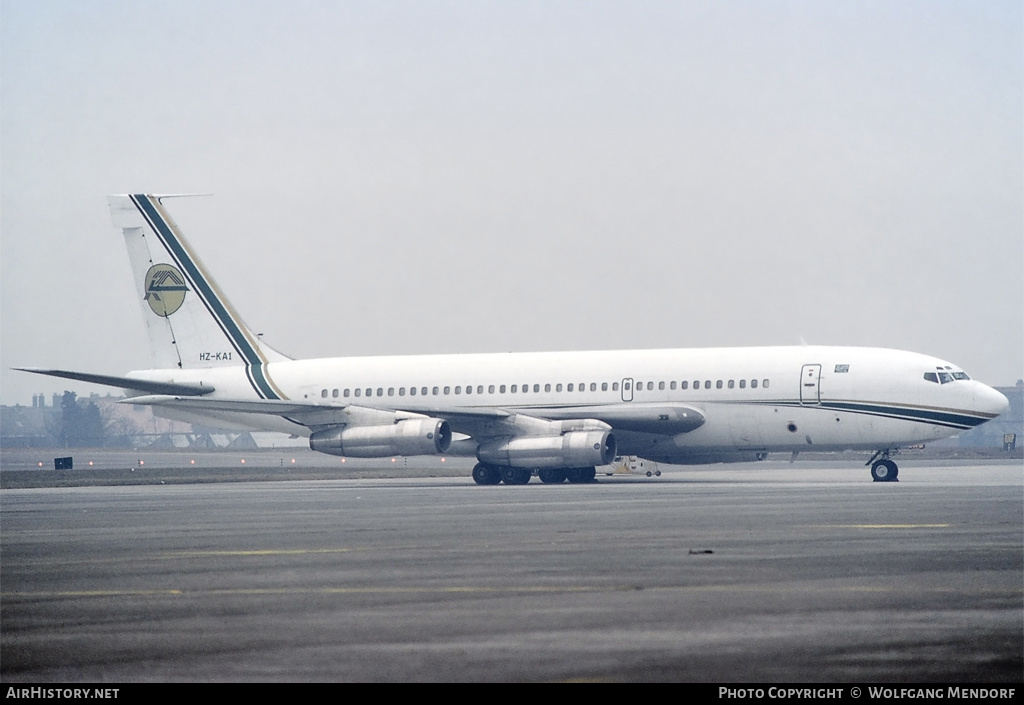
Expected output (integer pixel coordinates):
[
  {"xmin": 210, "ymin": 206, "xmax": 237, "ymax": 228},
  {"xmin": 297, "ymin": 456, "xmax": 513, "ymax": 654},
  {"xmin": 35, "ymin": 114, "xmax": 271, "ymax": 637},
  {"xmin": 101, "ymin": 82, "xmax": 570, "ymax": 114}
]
[{"xmin": 14, "ymin": 368, "xmax": 216, "ymax": 397}]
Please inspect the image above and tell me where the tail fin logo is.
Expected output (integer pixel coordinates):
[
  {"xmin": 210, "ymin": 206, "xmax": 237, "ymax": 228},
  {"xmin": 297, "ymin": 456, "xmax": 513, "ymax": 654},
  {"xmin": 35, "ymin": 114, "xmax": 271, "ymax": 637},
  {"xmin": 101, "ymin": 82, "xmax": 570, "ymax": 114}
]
[{"xmin": 144, "ymin": 264, "xmax": 188, "ymax": 317}]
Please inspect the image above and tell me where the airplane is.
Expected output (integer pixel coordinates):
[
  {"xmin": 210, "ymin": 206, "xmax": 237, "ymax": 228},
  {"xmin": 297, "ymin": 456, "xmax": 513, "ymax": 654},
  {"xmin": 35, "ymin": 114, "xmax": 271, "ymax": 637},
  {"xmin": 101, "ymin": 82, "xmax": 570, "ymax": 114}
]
[{"xmin": 18, "ymin": 194, "xmax": 1010, "ymax": 485}]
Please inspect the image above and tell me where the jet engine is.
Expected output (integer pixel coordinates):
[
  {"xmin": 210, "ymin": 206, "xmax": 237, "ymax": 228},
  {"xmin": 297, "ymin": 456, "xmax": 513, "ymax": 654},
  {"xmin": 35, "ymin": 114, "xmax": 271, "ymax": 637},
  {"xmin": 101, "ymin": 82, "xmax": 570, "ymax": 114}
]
[
  {"xmin": 478, "ymin": 430, "xmax": 616, "ymax": 468},
  {"xmin": 309, "ymin": 418, "xmax": 452, "ymax": 457}
]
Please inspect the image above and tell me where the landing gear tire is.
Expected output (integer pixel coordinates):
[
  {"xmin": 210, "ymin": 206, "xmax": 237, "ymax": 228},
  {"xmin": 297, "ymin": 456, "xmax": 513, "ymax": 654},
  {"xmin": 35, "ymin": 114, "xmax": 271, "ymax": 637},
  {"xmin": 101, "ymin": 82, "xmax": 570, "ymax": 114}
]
[
  {"xmin": 871, "ymin": 459, "xmax": 899, "ymax": 482},
  {"xmin": 566, "ymin": 467, "xmax": 597, "ymax": 484},
  {"xmin": 500, "ymin": 466, "xmax": 532, "ymax": 485},
  {"xmin": 538, "ymin": 469, "xmax": 567, "ymax": 484},
  {"xmin": 472, "ymin": 463, "xmax": 501, "ymax": 486}
]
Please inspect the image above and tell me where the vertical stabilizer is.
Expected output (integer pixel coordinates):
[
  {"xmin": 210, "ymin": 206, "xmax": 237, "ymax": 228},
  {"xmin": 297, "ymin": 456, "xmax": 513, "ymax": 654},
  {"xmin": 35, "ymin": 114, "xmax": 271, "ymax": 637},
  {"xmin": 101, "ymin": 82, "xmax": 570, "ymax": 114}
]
[{"xmin": 109, "ymin": 194, "xmax": 289, "ymax": 399}]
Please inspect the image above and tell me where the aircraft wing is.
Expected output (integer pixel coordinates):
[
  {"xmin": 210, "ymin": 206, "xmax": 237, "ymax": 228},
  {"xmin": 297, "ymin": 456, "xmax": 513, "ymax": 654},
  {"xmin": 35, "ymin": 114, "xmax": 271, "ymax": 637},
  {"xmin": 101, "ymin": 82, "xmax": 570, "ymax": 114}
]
[
  {"xmin": 121, "ymin": 395, "xmax": 510, "ymax": 431},
  {"xmin": 414, "ymin": 402, "xmax": 705, "ymax": 439},
  {"xmin": 537, "ymin": 402, "xmax": 705, "ymax": 435},
  {"xmin": 122, "ymin": 395, "xmax": 333, "ymax": 415},
  {"xmin": 120, "ymin": 395, "xmax": 703, "ymax": 436}
]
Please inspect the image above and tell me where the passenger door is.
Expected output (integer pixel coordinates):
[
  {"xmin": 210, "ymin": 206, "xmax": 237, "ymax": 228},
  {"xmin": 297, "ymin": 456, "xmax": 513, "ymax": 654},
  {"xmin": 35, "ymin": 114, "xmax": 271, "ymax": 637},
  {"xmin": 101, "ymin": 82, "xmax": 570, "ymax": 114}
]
[{"xmin": 800, "ymin": 364, "xmax": 821, "ymax": 405}]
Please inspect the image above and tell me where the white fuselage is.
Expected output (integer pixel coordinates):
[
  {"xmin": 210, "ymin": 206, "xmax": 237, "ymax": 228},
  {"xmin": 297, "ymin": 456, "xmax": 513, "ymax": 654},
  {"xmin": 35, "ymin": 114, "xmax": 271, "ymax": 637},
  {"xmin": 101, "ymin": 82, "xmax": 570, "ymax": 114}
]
[{"xmin": 131, "ymin": 345, "xmax": 1008, "ymax": 463}]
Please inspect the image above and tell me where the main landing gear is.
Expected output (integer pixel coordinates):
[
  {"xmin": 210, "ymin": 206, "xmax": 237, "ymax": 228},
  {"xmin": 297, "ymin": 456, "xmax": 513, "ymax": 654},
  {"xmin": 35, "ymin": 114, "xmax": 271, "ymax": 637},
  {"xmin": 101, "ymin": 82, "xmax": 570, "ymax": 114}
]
[
  {"xmin": 471, "ymin": 463, "xmax": 501, "ymax": 485},
  {"xmin": 471, "ymin": 463, "xmax": 597, "ymax": 486},
  {"xmin": 866, "ymin": 450, "xmax": 899, "ymax": 482}
]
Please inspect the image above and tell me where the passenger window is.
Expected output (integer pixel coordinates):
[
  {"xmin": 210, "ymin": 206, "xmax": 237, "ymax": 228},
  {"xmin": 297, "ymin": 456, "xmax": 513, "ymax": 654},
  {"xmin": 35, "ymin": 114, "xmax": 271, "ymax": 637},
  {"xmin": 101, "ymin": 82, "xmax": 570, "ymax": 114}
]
[
  {"xmin": 455, "ymin": 386, "xmax": 461, "ymax": 394},
  {"xmin": 624, "ymin": 382, "xmax": 631, "ymax": 391},
  {"xmin": 376, "ymin": 388, "xmax": 383, "ymax": 396},
  {"xmin": 739, "ymin": 379, "xmax": 745, "ymax": 389},
  {"xmin": 612, "ymin": 382, "xmax": 618, "ymax": 391},
  {"xmin": 681, "ymin": 381, "xmax": 688, "ymax": 390},
  {"xmin": 477, "ymin": 385, "xmax": 483, "ymax": 394},
  {"xmin": 534, "ymin": 384, "xmax": 540, "ymax": 393},
  {"xmin": 590, "ymin": 383, "xmax": 597, "ymax": 392},
  {"xmin": 567, "ymin": 383, "xmax": 574, "ymax": 392},
  {"xmin": 443, "ymin": 386, "xmax": 450, "ymax": 395},
  {"xmin": 354, "ymin": 388, "xmax": 361, "ymax": 397},
  {"xmin": 693, "ymin": 380, "xmax": 699, "ymax": 389},
  {"xmin": 704, "ymin": 381, "xmax": 711, "ymax": 389},
  {"xmin": 716, "ymin": 380, "xmax": 723, "ymax": 389},
  {"xmin": 751, "ymin": 379, "xmax": 758, "ymax": 389},
  {"xmin": 421, "ymin": 387, "xmax": 428, "ymax": 396},
  {"xmin": 332, "ymin": 389, "xmax": 339, "ymax": 398},
  {"xmin": 545, "ymin": 384, "xmax": 551, "ymax": 392},
  {"xmin": 433, "ymin": 387, "xmax": 439, "ymax": 395},
  {"xmin": 500, "ymin": 385, "xmax": 506, "ymax": 393},
  {"xmin": 670, "ymin": 381, "xmax": 676, "ymax": 390},
  {"xmin": 728, "ymin": 380, "xmax": 734, "ymax": 389},
  {"xmin": 763, "ymin": 379, "xmax": 770, "ymax": 388},
  {"xmin": 344, "ymin": 389, "xmax": 350, "ymax": 397},
  {"xmin": 489, "ymin": 385, "xmax": 495, "ymax": 394},
  {"xmin": 410, "ymin": 387, "xmax": 416, "ymax": 396},
  {"xmin": 466, "ymin": 386, "xmax": 472, "ymax": 395},
  {"xmin": 511, "ymin": 384, "xmax": 518, "ymax": 393},
  {"xmin": 556, "ymin": 383, "xmax": 562, "ymax": 392},
  {"xmin": 647, "ymin": 382, "xmax": 653, "ymax": 391},
  {"xmin": 602, "ymin": 382, "xmax": 608, "ymax": 391},
  {"xmin": 321, "ymin": 389, "xmax": 327, "ymax": 398}
]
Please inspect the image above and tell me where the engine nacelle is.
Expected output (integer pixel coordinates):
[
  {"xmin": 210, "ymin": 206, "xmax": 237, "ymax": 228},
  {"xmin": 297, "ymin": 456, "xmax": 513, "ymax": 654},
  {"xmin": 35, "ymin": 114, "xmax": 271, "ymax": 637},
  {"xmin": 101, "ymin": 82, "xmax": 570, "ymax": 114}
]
[
  {"xmin": 478, "ymin": 430, "xmax": 616, "ymax": 468},
  {"xmin": 309, "ymin": 418, "xmax": 452, "ymax": 457}
]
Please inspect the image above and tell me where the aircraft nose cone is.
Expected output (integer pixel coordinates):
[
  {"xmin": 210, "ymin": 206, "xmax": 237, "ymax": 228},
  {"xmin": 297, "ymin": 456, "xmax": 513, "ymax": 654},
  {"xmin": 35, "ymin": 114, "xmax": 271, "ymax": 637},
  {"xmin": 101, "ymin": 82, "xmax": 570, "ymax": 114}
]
[{"xmin": 978, "ymin": 384, "xmax": 1010, "ymax": 417}]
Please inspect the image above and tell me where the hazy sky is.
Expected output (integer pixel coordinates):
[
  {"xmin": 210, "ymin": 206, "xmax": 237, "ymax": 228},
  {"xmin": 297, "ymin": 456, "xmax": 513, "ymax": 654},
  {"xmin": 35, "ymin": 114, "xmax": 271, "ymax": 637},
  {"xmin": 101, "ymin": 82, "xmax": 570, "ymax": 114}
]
[{"xmin": 2, "ymin": 0, "xmax": 1021, "ymax": 405}]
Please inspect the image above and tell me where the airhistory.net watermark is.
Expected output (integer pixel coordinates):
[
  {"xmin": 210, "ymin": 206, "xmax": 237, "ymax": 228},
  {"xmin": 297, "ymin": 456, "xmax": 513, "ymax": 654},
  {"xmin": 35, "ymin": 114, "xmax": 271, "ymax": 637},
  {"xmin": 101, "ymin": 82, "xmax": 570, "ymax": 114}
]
[{"xmin": 6, "ymin": 690, "xmax": 118, "ymax": 700}]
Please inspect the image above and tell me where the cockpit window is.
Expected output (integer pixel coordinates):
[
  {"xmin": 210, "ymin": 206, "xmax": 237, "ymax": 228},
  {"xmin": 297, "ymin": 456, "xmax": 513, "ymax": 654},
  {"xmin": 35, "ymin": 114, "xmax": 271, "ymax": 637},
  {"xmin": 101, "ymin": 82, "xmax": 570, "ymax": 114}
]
[{"xmin": 924, "ymin": 370, "xmax": 968, "ymax": 384}]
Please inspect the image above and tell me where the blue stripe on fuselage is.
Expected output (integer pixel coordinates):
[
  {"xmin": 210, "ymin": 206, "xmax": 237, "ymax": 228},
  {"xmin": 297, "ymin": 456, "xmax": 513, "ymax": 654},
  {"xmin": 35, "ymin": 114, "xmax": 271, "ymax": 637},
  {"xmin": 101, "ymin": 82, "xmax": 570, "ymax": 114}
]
[{"xmin": 747, "ymin": 399, "xmax": 992, "ymax": 430}]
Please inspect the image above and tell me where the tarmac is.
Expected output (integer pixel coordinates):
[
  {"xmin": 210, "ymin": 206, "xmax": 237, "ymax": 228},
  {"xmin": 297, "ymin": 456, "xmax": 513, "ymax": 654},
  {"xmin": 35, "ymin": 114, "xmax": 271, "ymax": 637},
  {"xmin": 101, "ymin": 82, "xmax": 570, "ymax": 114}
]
[{"xmin": 1, "ymin": 453, "xmax": 1020, "ymax": 682}]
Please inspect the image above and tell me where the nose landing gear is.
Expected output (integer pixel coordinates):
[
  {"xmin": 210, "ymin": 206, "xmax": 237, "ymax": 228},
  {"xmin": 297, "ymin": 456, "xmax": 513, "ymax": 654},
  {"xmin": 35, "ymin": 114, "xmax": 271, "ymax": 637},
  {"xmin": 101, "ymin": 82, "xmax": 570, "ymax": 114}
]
[{"xmin": 866, "ymin": 450, "xmax": 899, "ymax": 482}]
